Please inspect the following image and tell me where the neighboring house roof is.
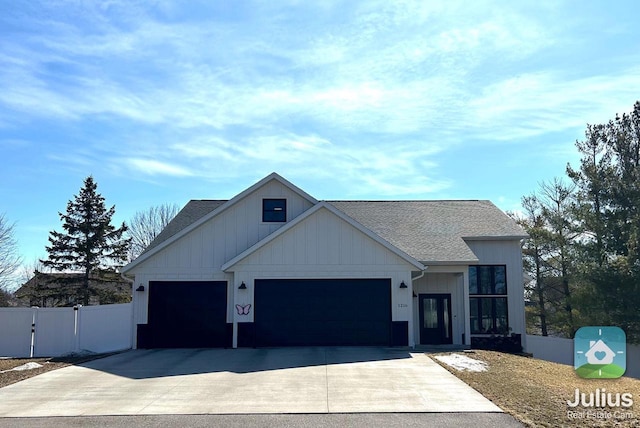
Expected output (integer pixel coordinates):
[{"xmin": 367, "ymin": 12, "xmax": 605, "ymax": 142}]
[
  {"xmin": 15, "ymin": 271, "xmax": 131, "ymax": 307},
  {"xmin": 329, "ymin": 200, "xmax": 527, "ymax": 264}
]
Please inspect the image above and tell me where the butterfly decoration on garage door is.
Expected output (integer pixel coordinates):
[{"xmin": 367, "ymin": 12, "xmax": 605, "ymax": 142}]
[{"xmin": 236, "ymin": 304, "xmax": 251, "ymax": 315}]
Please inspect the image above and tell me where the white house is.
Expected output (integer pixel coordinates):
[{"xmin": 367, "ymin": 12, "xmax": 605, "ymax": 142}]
[
  {"xmin": 585, "ymin": 339, "xmax": 616, "ymax": 365},
  {"xmin": 122, "ymin": 173, "xmax": 528, "ymax": 349}
]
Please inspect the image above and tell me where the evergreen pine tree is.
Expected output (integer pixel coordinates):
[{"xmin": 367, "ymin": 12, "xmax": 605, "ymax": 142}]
[
  {"xmin": 567, "ymin": 102, "xmax": 640, "ymax": 343},
  {"xmin": 514, "ymin": 179, "xmax": 578, "ymax": 337},
  {"xmin": 41, "ymin": 176, "xmax": 130, "ymax": 305}
]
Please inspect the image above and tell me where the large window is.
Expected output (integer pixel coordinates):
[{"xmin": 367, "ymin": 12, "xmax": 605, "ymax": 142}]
[
  {"xmin": 262, "ymin": 199, "xmax": 287, "ymax": 222},
  {"xmin": 469, "ymin": 265, "xmax": 508, "ymax": 334}
]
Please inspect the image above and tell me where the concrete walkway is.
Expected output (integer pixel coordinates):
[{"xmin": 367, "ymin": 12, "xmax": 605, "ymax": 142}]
[{"xmin": 0, "ymin": 347, "xmax": 502, "ymax": 417}]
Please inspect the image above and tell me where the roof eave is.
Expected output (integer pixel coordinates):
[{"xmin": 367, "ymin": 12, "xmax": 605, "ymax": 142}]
[
  {"xmin": 420, "ymin": 260, "xmax": 480, "ymax": 266},
  {"xmin": 462, "ymin": 235, "xmax": 529, "ymax": 241}
]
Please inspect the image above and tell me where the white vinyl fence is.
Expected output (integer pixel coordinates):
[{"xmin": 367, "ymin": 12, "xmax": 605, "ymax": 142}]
[
  {"xmin": 0, "ymin": 303, "xmax": 132, "ymax": 358},
  {"xmin": 526, "ymin": 334, "xmax": 640, "ymax": 379}
]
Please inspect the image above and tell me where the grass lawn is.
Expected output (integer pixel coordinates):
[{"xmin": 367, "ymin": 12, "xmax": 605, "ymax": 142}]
[{"xmin": 433, "ymin": 350, "xmax": 639, "ymax": 427}]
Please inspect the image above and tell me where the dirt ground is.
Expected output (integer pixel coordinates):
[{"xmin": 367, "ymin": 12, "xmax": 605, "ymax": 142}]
[{"xmin": 0, "ymin": 353, "xmax": 115, "ymax": 389}]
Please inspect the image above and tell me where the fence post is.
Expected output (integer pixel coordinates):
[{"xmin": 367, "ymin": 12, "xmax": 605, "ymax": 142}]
[
  {"xmin": 74, "ymin": 305, "xmax": 82, "ymax": 353},
  {"xmin": 29, "ymin": 307, "xmax": 37, "ymax": 358}
]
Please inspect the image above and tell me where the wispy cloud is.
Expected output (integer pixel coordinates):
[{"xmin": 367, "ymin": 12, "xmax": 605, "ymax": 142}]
[
  {"xmin": 467, "ymin": 67, "xmax": 640, "ymax": 141},
  {"xmin": 2, "ymin": 0, "xmax": 640, "ymax": 196},
  {"xmin": 124, "ymin": 158, "xmax": 194, "ymax": 177},
  {"xmin": 8, "ymin": 0, "xmax": 640, "ymax": 273},
  {"xmin": 143, "ymin": 131, "xmax": 449, "ymax": 196},
  {"xmin": 0, "ymin": 0, "xmax": 556, "ymax": 135}
]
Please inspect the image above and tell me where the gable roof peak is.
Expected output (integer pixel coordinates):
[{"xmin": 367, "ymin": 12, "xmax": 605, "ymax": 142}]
[
  {"xmin": 122, "ymin": 172, "xmax": 317, "ymax": 273},
  {"xmin": 231, "ymin": 172, "xmax": 318, "ymax": 207}
]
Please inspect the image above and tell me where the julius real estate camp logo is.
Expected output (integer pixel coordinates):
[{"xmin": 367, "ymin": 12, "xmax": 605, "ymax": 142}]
[
  {"xmin": 574, "ymin": 326, "xmax": 626, "ymax": 378},
  {"xmin": 566, "ymin": 326, "xmax": 635, "ymax": 422}
]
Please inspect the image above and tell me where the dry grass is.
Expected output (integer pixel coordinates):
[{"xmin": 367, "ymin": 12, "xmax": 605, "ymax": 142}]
[
  {"xmin": 0, "ymin": 353, "xmax": 116, "ymax": 389},
  {"xmin": 432, "ymin": 350, "xmax": 640, "ymax": 427}
]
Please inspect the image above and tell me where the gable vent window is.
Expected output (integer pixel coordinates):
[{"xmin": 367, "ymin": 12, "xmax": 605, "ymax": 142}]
[{"xmin": 263, "ymin": 199, "xmax": 287, "ymax": 222}]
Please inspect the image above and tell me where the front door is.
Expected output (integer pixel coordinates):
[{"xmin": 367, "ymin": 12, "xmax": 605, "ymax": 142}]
[{"xmin": 419, "ymin": 294, "xmax": 452, "ymax": 345}]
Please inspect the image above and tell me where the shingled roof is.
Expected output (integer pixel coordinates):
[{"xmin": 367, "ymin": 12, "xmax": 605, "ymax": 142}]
[
  {"xmin": 329, "ymin": 200, "xmax": 527, "ymax": 264},
  {"xmin": 140, "ymin": 199, "xmax": 526, "ymax": 264}
]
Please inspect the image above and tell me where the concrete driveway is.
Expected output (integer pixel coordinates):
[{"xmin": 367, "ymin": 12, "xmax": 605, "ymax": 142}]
[{"xmin": 0, "ymin": 347, "xmax": 502, "ymax": 417}]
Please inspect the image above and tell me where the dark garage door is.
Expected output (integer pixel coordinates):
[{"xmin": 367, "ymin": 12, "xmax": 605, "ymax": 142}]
[
  {"xmin": 254, "ymin": 278, "xmax": 391, "ymax": 347},
  {"xmin": 138, "ymin": 281, "xmax": 230, "ymax": 348}
]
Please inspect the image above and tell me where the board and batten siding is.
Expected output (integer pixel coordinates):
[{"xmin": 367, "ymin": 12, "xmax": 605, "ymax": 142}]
[
  {"xmin": 229, "ymin": 207, "xmax": 416, "ymax": 325},
  {"xmin": 134, "ymin": 179, "xmax": 314, "ymax": 275},
  {"xmin": 465, "ymin": 239, "xmax": 527, "ymax": 340},
  {"xmin": 128, "ymin": 179, "xmax": 315, "ymax": 325}
]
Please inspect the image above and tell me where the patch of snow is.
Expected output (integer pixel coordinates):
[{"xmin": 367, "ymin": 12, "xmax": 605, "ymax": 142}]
[
  {"xmin": 434, "ymin": 353, "xmax": 488, "ymax": 372},
  {"xmin": 0, "ymin": 362, "xmax": 43, "ymax": 373}
]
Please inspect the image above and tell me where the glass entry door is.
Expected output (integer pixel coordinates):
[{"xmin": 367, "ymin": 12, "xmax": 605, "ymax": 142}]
[{"xmin": 419, "ymin": 294, "xmax": 452, "ymax": 345}]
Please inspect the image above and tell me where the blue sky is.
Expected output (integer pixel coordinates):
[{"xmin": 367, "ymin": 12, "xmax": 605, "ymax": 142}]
[{"xmin": 1, "ymin": 1, "xmax": 640, "ymax": 274}]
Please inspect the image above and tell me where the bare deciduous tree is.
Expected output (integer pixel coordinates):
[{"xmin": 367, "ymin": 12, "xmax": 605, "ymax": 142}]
[
  {"xmin": 19, "ymin": 258, "xmax": 50, "ymax": 285},
  {"xmin": 127, "ymin": 203, "xmax": 180, "ymax": 260},
  {"xmin": 0, "ymin": 213, "xmax": 21, "ymax": 292}
]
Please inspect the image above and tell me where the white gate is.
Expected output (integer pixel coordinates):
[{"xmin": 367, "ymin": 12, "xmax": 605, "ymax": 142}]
[{"xmin": 0, "ymin": 304, "xmax": 132, "ymax": 358}]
